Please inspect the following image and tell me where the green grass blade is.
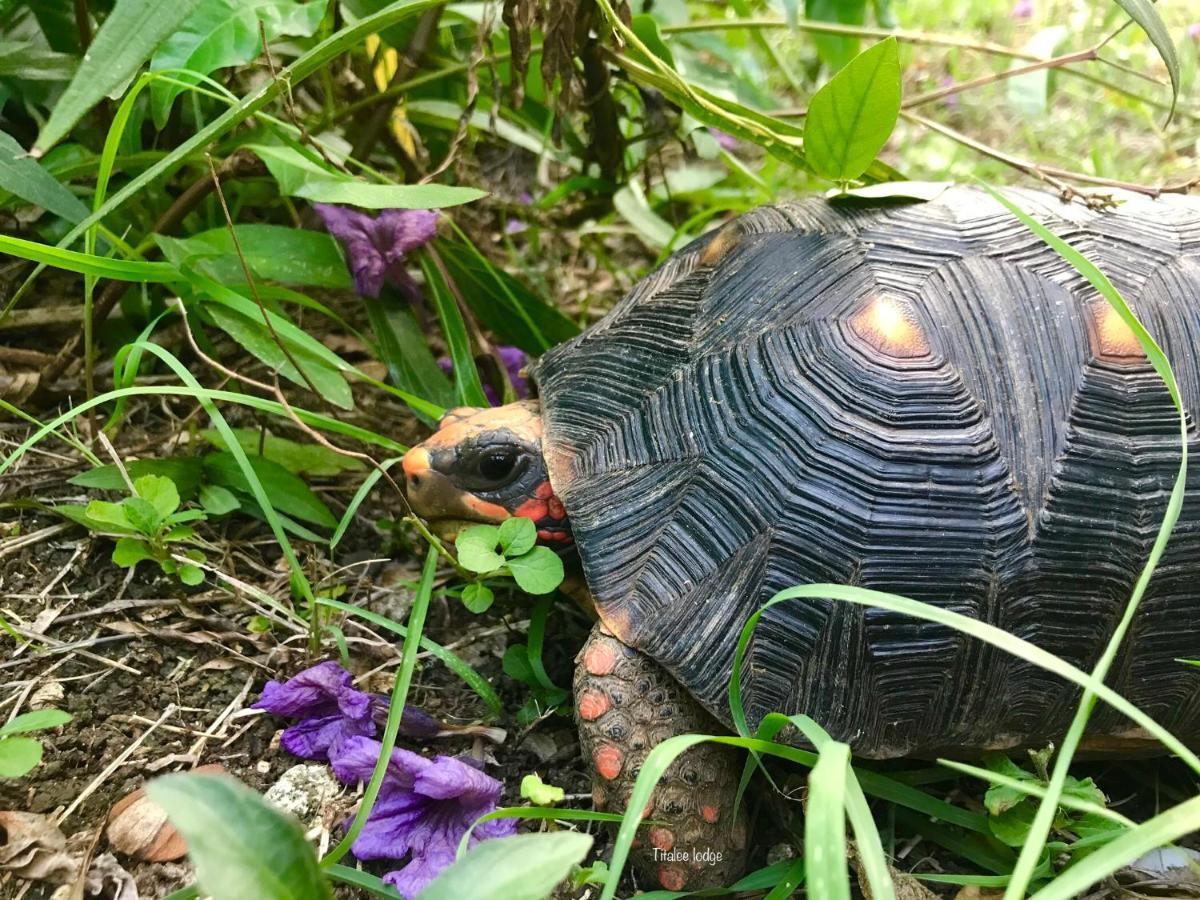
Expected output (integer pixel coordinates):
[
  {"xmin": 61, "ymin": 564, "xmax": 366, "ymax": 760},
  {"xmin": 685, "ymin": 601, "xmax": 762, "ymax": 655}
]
[
  {"xmin": 321, "ymin": 545, "xmax": 438, "ymax": 867},
  {"xmin": 805, "ymin": 740, "xmax": 852, "ymax": 900},
  {"xmin": 0, "ymin": 234, "xmax": 180, "ymax": 281}
]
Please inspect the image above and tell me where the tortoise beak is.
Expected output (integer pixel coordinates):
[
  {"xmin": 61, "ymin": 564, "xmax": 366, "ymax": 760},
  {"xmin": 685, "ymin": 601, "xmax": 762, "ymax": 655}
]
[{"xmin": 403, "ymin": 447, "xmax": 459, "ymax": 520}]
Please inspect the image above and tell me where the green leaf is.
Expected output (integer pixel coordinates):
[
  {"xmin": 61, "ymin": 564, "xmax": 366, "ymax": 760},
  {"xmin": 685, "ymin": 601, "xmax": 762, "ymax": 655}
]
[
  {"xmin": 149, "ymin": 0, "xmax": 326, "ymax": 127},
  {"xmin": 37, "ymin": 0, "xmax": 208, "ymax": 151},
  {"xmin": 363, "ymin": 295, "xmax": 454, "ymax": 413},
  {"xmin": 135, "ymin": 474, "xmax": 181, "ymax": 520},
  {"xmin": 85, "ymin": 500, "xmax": 133, "ymax": 531},
  {"xmin": 421, "ymin": 832, "xmax": 591, "ymax": 900},
  {"xmin": 629, "ymin": 14, "xmax": 676, "ymax": 67},
  {"xmin": 1110, "ymin": 0, "xmax": 1180, "ymax": 124},
  {"xmin": 202, "ymin": 302, "xmax": 354, "ymax": 410},
  {"xmin": 147, "ymin": 772, "xmax": 332, "ymax": 900},
  {"xmin": 0, "ymin": 234, "xmax": 181, "ymax": 282},
  {"xmin": 123, "ymin": 496, "xmax": 165, "ymax": 534},
  {"xmin": 989, "ymin": 800, "xmax": 1037, "ymax": 847},
  {"xmin": 156, "ymin": 226, "xmax": 353, "ymax": 290},
  {"xmin": 0, "ymin": 130, "xmax": 89, "ymax": 223},
  {"xmin": 0, "ymin": 736, "xmax": 44, "ymax": 778},
  {"xmin": 497, "ymin": 518, "xmax": 536, "ymax": 558},
  {"xmin": 199, "ymin": 484, "xmax": 241, "ymax": 516},
  {"xmin": 804, "ymin": 37, "xmax": 901, "ymax": 183},
  {"xmin": 179, "ymin": 565, "xmax": 206, "ymax": 586},
  {"xmin": 520, "ymin": 773, "xmax": 565, "ymax": 807},
  {"xmin": 806, "ymin": 740, "xmax": 852, "ymax": 900},
  {"xmin": 203, "ymin": 451, "xmax": 337, "ymax": 530},
  {"xmin": 0, "ymin": 41, "xmax": 77, "ymax": 81},
  {"xmin": 805, "ymin": 0, "xmax": 868, "ymax": 71},
  {"xmin": 201, "ymin": 429, "xmax": 364, "ymax": 477},
  {"xmin": 247, "ymin": 143, "xmax": 341, "ymax": 196},
  {"xmin": 0, "ymin": 709, "xmax": 72, "ymax": 737},
  {"xmin": 419, "ymin": 252, "xmax": 490, "ymax": 409},
  {"xmin": 71, "ymin": 458, "xmax": 205, "ymax": 499},
  {"xmin": 296, "ymin": 180, "xmax": 487, "ymax": 209},
  {"xmin": 505, "ymin": 547, "xmax": 565, "ymax": 595},
  {"xmin": 501, "ymin": 644, "xmax": 535, "ymax": 685},
  {"xmin": 112, "ymin": 537, "xmax": 156, "ymax": 567},
  {"xmin": 461, "ymin": 583, "xmax": 495, "ymax": 614},
  {"xmin": 456, "ymin": 525, "xmax": 504, "ymax": 573}
]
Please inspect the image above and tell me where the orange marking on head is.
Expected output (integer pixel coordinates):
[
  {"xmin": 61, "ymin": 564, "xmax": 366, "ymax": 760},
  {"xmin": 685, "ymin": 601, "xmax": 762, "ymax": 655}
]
[
  {"xmin": 594, "ymin": 744, "xmax": 623, "ymax": 780},
  {"xmin": 462, "ymin": 495, "xmax": 511, "ymax": 521},
  {"xmin": 1091, "ymin": 302, "xmax": 1145, "ymax": 359},
  {"xmin": 658, "ymin": 867, "xmax": 686, "ymax": 892},
  {"xmin": 578, "ymin": 690, "xmax": 611, "ymax": 721},
  {"xmin": 701, "ymin": 805, "xmax": 719, "ymax": 824},
  {"xmin": 649, "ymin": 827, "xmax": 675, "ymax": 852},
  {"xmin": 848, "ymin": 296, "xmax": 930, "ymax": 358},
  {"xmin": 547, "ymin": 497, "xmax": 566, "ymax": 520},
  {"xmin": 583, "ymin": 642, "xmax": 617, "ymax": 676},
  {"xmin": 514, "ymin": 498, "xmax": 549, "ymax": 521},
  {"xmin": 534, "ymin": 482, "xmax": 554, "ymax": 500},
  {"xmin": 401, "ymin": 448, "xmax": 430, "ymax": 479}
]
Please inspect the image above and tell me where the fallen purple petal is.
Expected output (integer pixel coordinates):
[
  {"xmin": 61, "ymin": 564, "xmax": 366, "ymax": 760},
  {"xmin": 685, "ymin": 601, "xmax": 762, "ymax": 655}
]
[
  {"xmin": 314, "ymin": 204, "xmax": 438, "ymax": 299},
  {"xmin": 330, "ymin": 736, "xmax": 516, "ymax": 899},
  {"xmin": 1189, "ymin": 22, "xmax": 1200, "ymax": 40},
  {"xmin": 1011, "ymin": 0, "xmax": 1034, "ymax": 18},
  {"xmin": 254, "ymin": 661, "xmax": 377, "ymax": 760}
]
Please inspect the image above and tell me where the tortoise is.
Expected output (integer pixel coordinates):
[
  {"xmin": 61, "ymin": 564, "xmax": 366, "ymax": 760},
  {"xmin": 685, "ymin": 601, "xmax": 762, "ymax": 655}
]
[{"xmin": 401, "ymin": 185, "xmax": 1200, "ymax": 890}]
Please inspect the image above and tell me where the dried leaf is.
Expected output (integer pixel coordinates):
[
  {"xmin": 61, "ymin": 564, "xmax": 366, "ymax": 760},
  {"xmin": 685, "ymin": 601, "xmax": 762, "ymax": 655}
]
[{"xmin": 0, "ymin": 811, "xmax": 79, "ymax": 884}]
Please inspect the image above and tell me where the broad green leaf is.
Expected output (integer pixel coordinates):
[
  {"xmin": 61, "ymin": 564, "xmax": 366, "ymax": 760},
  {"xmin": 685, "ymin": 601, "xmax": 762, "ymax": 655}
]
[
  {"xmin": 37, "ymin": 0, "xmax": 208, "ymax": 151},
  {"xmin": 122, "ymin": 497, "xmax": 165, "ymax": 534},
  {"xmin": 501, "ymin": 644, "xmax": 535, "ymax": 685},
  {"xmin": 0, "ymin": 736, "xmax": 44, "ymax": 778},
  {"xmin": 112, "ymin": 537, "xmax": 155, "ymax": 567},
  {"xmin": 148, "ymin": 772, "xmax": 331, "ymax": 900},
  {"xmin": 149, "ymin": 0, "xmax": 326, "ymax": 127},
  {"xmin": 461, "ymin": 583, "xmax": 495, "ymax": 614},
  {"xmin": 805, "ymin": 37, "xmax": 901, "ymax": 183},
  {"xmin": 505, "ymin": 547, "xmax": 564, "ymax": 595},
  {"xmin": 296, "ymin": 180, "xmax": 487, "ymax": 209},
  {"xmin": 203, "ymin": 451, "xmax": 337, "ymax": 530},
  {"xmin": 614, "ymin": 182, "xmax": 678, "ymax": 249},
  {"xmin": 135, "ymin": 474, "xmax": 181, "ymax": 520},
  {"xmin": 0, "ymin": 709, "xmax": 72, "ymax": 737},
  {"xmin": 29, "ymin": 0, "xmax": 85, "ymax": 53},
  {"xmin": 829, "ymin": 181, "xmax": 951, "ymax": 203},
  {"xmin": 497, "ymin": 518, "xmax": 536, "ymax": 558},
  {"xmin": 201, "ymin": 429, "xmax": 364, "ymax": 476},
  {"xmin": 419, "ymin": 252, "xmax": 490, "ymax": 409},
  {"xmin": 0, "ymin": 130, "xmax": 89, "ymax": 222},
  {"xmin": 203, "ymin": 303, "xmax": 354, "ymax": 410},
  {"xmin": 156, "ymin": 226, "xmax": 352, "ymax": 290},
  {"xmin": 629, "ymin": 14, "xmax": 676, "ymax": 67},
  {"xmin": 1110, "ymin": 0, "xmax": 1180, "ymax": 124},
  {"xmin": 71, "ymin": 458, "xmax": 205, "ymax": 499},
  {"xmin": 805, "ymin": 0, "xmax": 868, "ymax": 71},
  {"xmin": 199, "ymin": 484, "xmax": 241, "ymax": 515},
  {"xmin": 85, "ymin": 500, "xmax": 134, "ymax": 531},
  {"xmin": 456, "ymin": 525, "xmax": 504, "ymax": 573},
  {"xmin": 179, "ymin": 565, "xmax": 206, "ymax": 586},
  {"xmin": 363, "ymin": 295, "xmax": 454, "ymax": 413},
  {"xmin": 520, "ymin": 773, "xmax": 565, "ymax": 807},
  {"xmin": 0, "ymin": 234, "xmax": 180, "ymax": 282},
  {"xmin": 421, "ymin": 832, "xmax": 591, "ymax": 900},
  {"xmin": 0, "ymin": 41, "xmax": 76, "ymax": 81}
]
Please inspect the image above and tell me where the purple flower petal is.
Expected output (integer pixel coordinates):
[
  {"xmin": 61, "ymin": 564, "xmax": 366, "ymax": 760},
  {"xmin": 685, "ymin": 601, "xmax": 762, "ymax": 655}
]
[
  {"xmin": 1189, "ymin": 22, "xmax": 1200, "ymax": 40},
  {"xmin": 707, "ymin": 127, "xmax": 738, "ymax": 151},
  {"xmin": 329, "ymin": 737, "xmax": 514, "ymax": 896},
  {"xmin": 505, "ymin": 218, "xmax": 527, "ymax": 235},
  {"xmin": 280, "ymin": 713, "xmax": 373, "ymax": 760},
  {"xmin": 314, "ymin": 204, "xmax": 437, "ymax": 299},
  {"xmin": 1011, "ymin": 0, "xmax": 1034, "ymax": 18},
  {"xmin": 254, "ymin": 661, "xmax": 379, "ymax": 760}
]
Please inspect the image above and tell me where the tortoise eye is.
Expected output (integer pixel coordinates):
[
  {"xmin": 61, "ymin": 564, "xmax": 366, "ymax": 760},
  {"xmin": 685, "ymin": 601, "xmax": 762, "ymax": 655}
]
[{"xmin": 477, "ymin": 447, "xmax": 519, "ymax": 482}]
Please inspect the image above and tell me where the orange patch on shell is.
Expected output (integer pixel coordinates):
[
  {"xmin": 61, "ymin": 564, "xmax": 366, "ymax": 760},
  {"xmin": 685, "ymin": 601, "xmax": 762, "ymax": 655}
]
[
  {"xmin": 658, "ymin": 867, "xmax": 687, "ymax": 892},
  {"xmin": 583, "ymin": 641, "xmax": 617, "ymax": 676},
  {"xmin": 594, "ymin": 744, "xmax": 623, "ymax": 780},
  {"xmin": 701, "ymin": 805, "xmax": 719, "ymax": 824},
  {"xmin": 1090, "ymin": 302, "xmax": 1146, "ymax": 360},
  {"xmin": 577, "ymin": 690, "xmax": 611, "ymax": 721},
  {"xmin": 649, "ymin": 827, "xmax": 675, "ymax": 852},
  {"xmin": 848, "ymin": 296, "xmax": 930, "ymax": 359}
]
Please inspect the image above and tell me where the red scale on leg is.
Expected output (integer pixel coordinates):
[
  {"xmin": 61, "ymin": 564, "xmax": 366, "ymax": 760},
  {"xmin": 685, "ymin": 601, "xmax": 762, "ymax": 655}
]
[
  {"xmin": 649, "ymin": 827, "xmax": 674, "ymax": 852},
  {"xmin": 583, "ymin": 641, "xmax": 617, "ymax": 676},
  {"xmin": 701, "ymin": 805, "xmax": 719, "ymax": 824},
  {"xmin": 594, "ymin": 744, "xmax": 623, "ymax": 780},
  {"xmin": 578, "ymin": 690, "xmax": 611, "ymax": 721},
  {"xmin": 658, "ymin": 867, "xmax": 686, "ymax": 891}
]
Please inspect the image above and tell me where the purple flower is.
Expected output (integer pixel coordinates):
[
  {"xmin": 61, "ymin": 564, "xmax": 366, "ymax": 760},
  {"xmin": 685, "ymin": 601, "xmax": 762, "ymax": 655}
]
[
  {"xmin": 518, "ymin": 191, "xmax": 534, "ymax": 205},
  {"xmin": 437, "ymin": 345, "xmax": 529, "ymax": 406},
  {"xmin": 1011, "ymin": 0, "xmax": 1034, "ymax": 18},
  {"xmin": 254, "ymin": 661, "xmax": 378, "ymax": 759},
  {"xmin": 505, "ymin": 217, "xmax": 528, "ymax": 235},
  {"xmin": 313, "ymin": 204, "xmax": 437, "ymax": 299},
  {"xmin": 331, "ymin": 736, "xmax": 516, "ymax": 899},
  {"xmin": 1189, "ymin": 23, "xmax": 1200, "ymax": 40},
  {"xmin": 940, "ymin": 75, "xmax": 960, "ymax": 108},
  {"xmin": 707, "ymin": 127, "xmax": 738, "ymax": 151}
]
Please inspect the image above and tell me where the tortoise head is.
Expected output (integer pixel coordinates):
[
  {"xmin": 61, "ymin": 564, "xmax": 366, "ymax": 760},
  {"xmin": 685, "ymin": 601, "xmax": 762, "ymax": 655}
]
[{"xmin": 402, "ymin": 400, "xmax": 571, "ymax": 545}]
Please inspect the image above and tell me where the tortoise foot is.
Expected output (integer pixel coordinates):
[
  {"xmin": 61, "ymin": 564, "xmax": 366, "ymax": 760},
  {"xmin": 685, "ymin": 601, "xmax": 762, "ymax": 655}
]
[{"xmin": 574, "ymin": 624, "xmax": 747, "ymax": 891}]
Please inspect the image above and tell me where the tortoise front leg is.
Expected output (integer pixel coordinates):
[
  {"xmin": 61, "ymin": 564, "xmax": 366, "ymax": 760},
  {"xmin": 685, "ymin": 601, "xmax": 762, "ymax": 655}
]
[{"xmin": 574, "ymin": 622, "xmax": 748, "ymax": 891}]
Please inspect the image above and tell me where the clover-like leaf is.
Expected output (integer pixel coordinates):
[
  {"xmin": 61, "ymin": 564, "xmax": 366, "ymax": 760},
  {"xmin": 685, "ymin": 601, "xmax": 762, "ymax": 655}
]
[
  {"xmin": 179, "ymin": 565, "xmax": 205, "ymax": 586},
  {"xmin": 497, "ymin": 517, "xmax": 537, "ymax": 558},
  {"xmin": 199, "ymin": 484, "xmax": 241, "ymax": 516},
  {"xmin": 457, "ymin": 525, "xmax": 505, "ymax": 573},
  {"xmin": 505, "ymin": 546, "xmax": 565, "ymax": 595},
  {"xmin": 0, "ymin": 736, "xmax": 43, "ymax": 778},
  {"xmin": 461, "ymin": 583, "xmax": 495, "ymax": 614},
  {"xmin": 134, "ymin": 474, "xmax": 181, "ymax": 520}
]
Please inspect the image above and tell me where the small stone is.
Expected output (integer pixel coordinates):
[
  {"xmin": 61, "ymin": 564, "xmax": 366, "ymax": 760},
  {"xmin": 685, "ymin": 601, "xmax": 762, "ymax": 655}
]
[
  {"xmin": 256, "ymin": 760, "xmax": 271, "ymax": 775},
  {"xmin": 263, "ymin": 764, "xmax": 340, "ymax": 826}
]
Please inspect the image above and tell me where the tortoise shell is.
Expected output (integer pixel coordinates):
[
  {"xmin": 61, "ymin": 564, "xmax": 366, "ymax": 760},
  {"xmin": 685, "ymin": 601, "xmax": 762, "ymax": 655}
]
[{"xmin": 533, "ymin": 185, "xmax": 1200, "ymax": 758}]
